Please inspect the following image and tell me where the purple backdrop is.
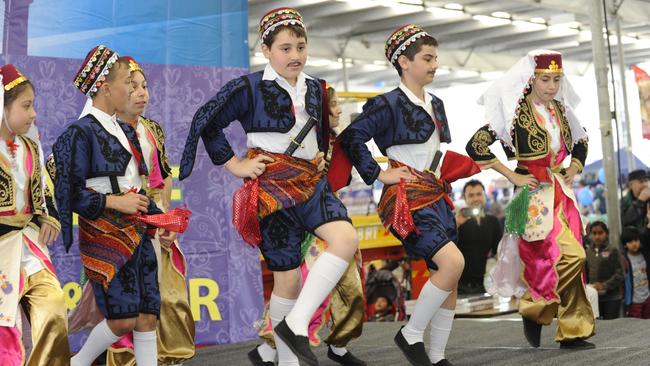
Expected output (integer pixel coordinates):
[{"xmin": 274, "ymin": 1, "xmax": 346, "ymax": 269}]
[{"xmin": 2, "ymin": 54, "xmax": 264, "ymax": 349}]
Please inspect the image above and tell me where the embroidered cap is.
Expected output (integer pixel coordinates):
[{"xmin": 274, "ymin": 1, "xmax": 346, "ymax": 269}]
[
  {"xmin": 385, "ymin": 24, "xmax": 432, "ymax": 66},
  {"xmin": 259, "ymin": 7, "xmax": 305, "ymax": 43},
  {"xmin": 534, "ymin": 53, "xmax": 563, "ymax": 74},
  {"xmin": 73, "ymin": 45, "xmax": 120, "ymax": 96},
  {"xmin": 122, "ymin": 56, "xmax": 143, "ymax": 74},
  {"xmin": 0, "ymin": 64, "xmax": 28, "ymax": 92}
]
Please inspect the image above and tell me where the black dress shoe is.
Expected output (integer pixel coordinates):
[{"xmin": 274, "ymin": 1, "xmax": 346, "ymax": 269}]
[
  {"xmin": 432, "ymin": 359, "xmax": 454, "ymax": 366},
  {"xmin": 327, "ymin": 347, "xmax": 367, "ymax": 366},
  {"xmin": 522, "ymin": 316, "xmax": 542, "ymax": 348},
  {"xmin": 274, "ymin": 318, "xmax": 319, "ymax": 366},
  {"xmin": 247, "ymin": 347, "xmax": 275, "ymax": 366},
  {"xmin": 560, "ymin": 339, "xmax": 596, "ymax": 350},
  {"xmin": 394, "ymin": 326, "xmax": 432, "ymax": 366}
]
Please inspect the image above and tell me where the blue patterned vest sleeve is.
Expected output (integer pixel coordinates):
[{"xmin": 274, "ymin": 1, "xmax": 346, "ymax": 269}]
[
  {"xmin": 339, "ymin": 89, "xmax": 452, "ymax": 185},
  {"xmin": 432, "ymin": 95, "xmax": 451, "ymax": 143},
  {"xmin": 53, "ymin": 126, "xmax": 107, "ymax": 251},
  {"xmin": 305, "ymin": 78, "xmax": 326, "ymax": 153},
  {"xmin": 43, "ymin": 153, "xmax": 60, "ymax": 222},
  {"xmin": 179, "ymin": 76, "xmax": 250, "ymax": 180},
  {"xmin": 339, "ymin": 95, "xmax": 390, "ymax": 185}
]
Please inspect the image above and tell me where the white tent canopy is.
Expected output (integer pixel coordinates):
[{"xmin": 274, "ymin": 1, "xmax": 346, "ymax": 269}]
[{"xmin": 249, "ymin": 0, "xmax": 650, "ymax": 89}]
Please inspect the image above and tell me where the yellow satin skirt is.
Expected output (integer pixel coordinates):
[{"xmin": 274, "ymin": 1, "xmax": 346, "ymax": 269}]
[
  {"xmin": 21, "ymin": 269, "xmax": 70, "ymax": 366},
  {"xmin": 519, "ymin": 211, "xmax": 595, "ymax": 342},
  {"xmin": 324, "ymin": 259, "xmax": 365, "ymax": 346}
]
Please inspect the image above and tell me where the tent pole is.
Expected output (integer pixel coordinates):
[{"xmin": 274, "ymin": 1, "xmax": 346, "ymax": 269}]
[
  {"xmin": 615, "ymin": 14, "xmax": 635, "ymax": 172},
  {"xmin": 591, "ymin": 0, "xmax": 621, "ymax": 242}
]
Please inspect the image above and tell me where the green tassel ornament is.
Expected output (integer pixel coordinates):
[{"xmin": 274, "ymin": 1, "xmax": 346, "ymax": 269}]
[{"xmin": 504, "ymin": 185, "xmax": 530, "ymax": 235}]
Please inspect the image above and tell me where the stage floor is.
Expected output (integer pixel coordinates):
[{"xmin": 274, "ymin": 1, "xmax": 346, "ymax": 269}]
[{"xmin": 188, "ymin": 316, "xmax": 650, "ymax": 365}]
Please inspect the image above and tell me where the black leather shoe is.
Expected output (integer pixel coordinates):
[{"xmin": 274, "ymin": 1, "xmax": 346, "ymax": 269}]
[
  {"xmin": 522, "ymin": 316, "xmax": 542, "ymax": 348},
  {"xmin": 274, "ymin": 318, "xmax": 318, "ymax": 366},
  {"xmin": 432, "ymin": 359, "xmax": 454, "ymax": 366},
  {"xmin": 560, "ymin": 339, "xmax": 596, "ymax": 350},
  {"xmin": 327, "ymin": 346, "xmax": 367, "ymax": 366},
  {"xmin": 394, "ymin": 326, "xmax": 431, "ymax": 366},
  {"xmin": 247, "ymin": 347, "xmax": 275, "ymax": 366}
]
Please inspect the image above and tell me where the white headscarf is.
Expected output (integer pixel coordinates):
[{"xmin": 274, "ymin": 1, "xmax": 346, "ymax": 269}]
[{"xmin": 477, "ymin": 49, "xmax": 588, "ymax": 151}]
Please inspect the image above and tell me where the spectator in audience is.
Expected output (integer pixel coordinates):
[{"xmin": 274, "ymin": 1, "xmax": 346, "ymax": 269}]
[
  {"xmin": 622, "ymin": 226, "xmax": 650, "ymax": 319},
  {"xmin": 621, "ymin": 169, "xmax": 650, "ymax": 230},
  {"xmin": 365, "ymin": 261, "xmax": 404, "ymax": 320},
  {"xmin": 392, "ymin": 259, "xmax": 413, "ymax": 300},
  {"xmin": 368, "ymin": 296, "xmax": 395, "ymax": 322},
  {"xmin": 455, "ymin": 180, "xmax": 502, "ymax": 295},
  {"xmin": 583, "ymin": 221, "xmax": 594, "ymax": 249},
  {"xmin": 586, "ymin": 221, "xmax": 625, "ymax": 319}
]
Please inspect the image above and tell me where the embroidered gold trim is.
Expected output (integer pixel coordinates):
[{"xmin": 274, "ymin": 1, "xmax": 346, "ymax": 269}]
[
  {"xmin": 471, "ymin": 129, "xmax": 495, "ymax": 157},
  {"xmin": 570, "ymin": 158, "xmax": 584, "ymax": 173},
  {"xmin": 0, "ymin": 212, "xmax": 32, "ymax": 227},
  {"xmin": 140, "ymin": 117, "xmax": 172, "ymax": 176},
  {"xmin": 21, "ymin": 136, "xmax": 44, "ymax": 216},
  {"xmin": 0, "ymin": 168, "xmax": 15, "ymax": 213},
  {"xmin": 128, "ymin": 59, "xmax": 142, "ymax": 73},
  {"xmin": 534, "ymin": 60, "xmax": 563, "ymax": 74},
  {"xmin": 4, "ymin": 75, "xmax": 27, "ymax": 91},
  {"xmin": 39, "ymin": 215, "xmax": 61, "ymax": 231},
  {"xmin": 514, "ymin": 96, "xmax": 548, "ymax": 159}
]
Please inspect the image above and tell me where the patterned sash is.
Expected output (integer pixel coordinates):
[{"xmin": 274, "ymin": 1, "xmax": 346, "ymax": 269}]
[
  {"xmin": 233, "ymin": 148, "xmax": 321, "ymax": 246},
  {"xmin": 377, "ymin": 160, "xmax": 450, "ymax": 239},
  {"xmin": 79, "ymin": 209, "xmax": 146, "ymax": 289}
]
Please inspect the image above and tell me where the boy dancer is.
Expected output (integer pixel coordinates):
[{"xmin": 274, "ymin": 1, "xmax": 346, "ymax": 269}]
[
  {"xmin": 53, "ymin": 45, "xmax": 176, "ymax": 366},
  {"xmin": 251, "ymin": 86, "xmax": 366, "ymax": 366},
  {"xmin": 107, "ymin": 56, "xmax": 195, "ymax": 366},
  {"xmin": 334, "ymin": 25, "xmax": 480, "ymax": 366},
  {"xmin": 180, "ymin": 8, "xmax": 358, "ymax": 366}
]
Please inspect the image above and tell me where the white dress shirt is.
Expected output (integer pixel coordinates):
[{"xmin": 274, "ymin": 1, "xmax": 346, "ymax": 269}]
[
  {"xmin": 386, "ymin": 83, "xmax": 442, "ymax": 173},
  {"xmin": 86, "ymin": 106, "xmax": 142, "ymax": 193},
  {"xmin": 247, "ymin": 64, "xmax": 319, "ymax": 161}
]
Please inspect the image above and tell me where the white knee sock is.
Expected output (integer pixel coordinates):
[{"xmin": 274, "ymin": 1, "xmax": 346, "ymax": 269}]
[
  {"xmin": 257, "ymin": 342, "xmax": 277, "ymax": 362},
  {"xmin": 270, "ymin": 293, "xmax": 299, "ymax": 366},
  {"xmin": 401, "ymin": 280, "xmax": 451, "ymax": 345},
  {"xmin": 133, "ymin": 330, "xmax": 158, "ymax": 366},
  {"xmin": 428, "ymin": 308, "xmax": 455, "ymax": 363},
  {"xmin": 71, "ymin": 320, "xmax": 121, "ymax": 366},
  {"xmin": 285, "ymin": 252, "xmax": 348, "ymax": 336}
]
